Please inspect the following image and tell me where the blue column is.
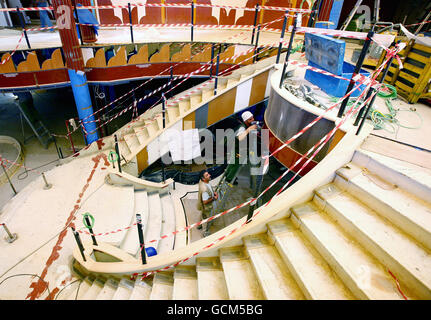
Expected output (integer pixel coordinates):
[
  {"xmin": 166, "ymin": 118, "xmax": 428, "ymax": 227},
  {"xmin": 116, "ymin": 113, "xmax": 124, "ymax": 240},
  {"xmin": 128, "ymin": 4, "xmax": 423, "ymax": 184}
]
[{"xmin": 68, "ymin": 69, "xmax": 99, "ymax": 144}]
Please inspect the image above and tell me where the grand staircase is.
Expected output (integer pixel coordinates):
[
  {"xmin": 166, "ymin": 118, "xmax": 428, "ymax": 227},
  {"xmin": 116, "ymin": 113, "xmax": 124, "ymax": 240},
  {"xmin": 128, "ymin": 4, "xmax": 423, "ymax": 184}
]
[{"xmin": 57, "ymin": 148, "xmax": 431, "ymax": 300}]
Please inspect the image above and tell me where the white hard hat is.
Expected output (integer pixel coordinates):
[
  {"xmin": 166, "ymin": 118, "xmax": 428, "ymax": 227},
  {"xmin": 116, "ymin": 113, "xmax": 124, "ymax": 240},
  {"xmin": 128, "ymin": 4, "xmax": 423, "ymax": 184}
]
[{"xmin": 241, "ymin": 111, "xmax": 253, "ymax": 122}]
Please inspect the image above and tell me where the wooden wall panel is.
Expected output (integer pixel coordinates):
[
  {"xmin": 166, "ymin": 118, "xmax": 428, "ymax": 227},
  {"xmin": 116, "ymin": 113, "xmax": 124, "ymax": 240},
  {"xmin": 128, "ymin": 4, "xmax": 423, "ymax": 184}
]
[{"xmin": 0, "ymin": 53, "xmax": 17, "ymax": 73}]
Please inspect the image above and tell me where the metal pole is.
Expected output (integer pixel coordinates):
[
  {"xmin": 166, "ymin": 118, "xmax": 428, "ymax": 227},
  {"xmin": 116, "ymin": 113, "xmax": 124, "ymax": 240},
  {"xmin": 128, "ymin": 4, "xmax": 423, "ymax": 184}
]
[
  {"xmin": 84, "ymin": 215, "xmax": 98, "ymax": 246},
  {"xmin": 65, "ymin": 120, "xmax": 76, "ymax": 154},
  {"xmin": 214, "ymin": 53, "xmax": 220, "ymax": 95},
  {"xmin": 0, "ymin": 159, "xmax": 17, "ymax": 195},
  {"xmin": 250, "ymin": 4, "xmax": 259, "ymax": 45},
  {"xmin": 276, "ymin": 10, "xmax": 289, "ymax": 64},
  {"xmin": 136, "ymin": 214, "xmax": 146, "ymax": 264},
  {"xmin": 209, "ymin": 44, "xmax": 215, "ymax": 79},
  {"xmin": 161, "ymin": 94, "xmax": 166, "ymax": 183},
  {"xmin": 169, "ymin": 66, "xmax": 174, "ymax": 98},
  {"xmin": 52, "ymin": 135, "xmax": 62, "ymax": 159},
  {"xmin": 114, "ymin": 134, "xmax": 122, "ymax": 173},
  {"xmin": 72, "ymin": 227, "xmax": 86, "ymax": 262},
  {"xmin": 2, "ymin": 224, "xmax": 18, "ymax": 243},
  {"xmin": 128, "ymin": 3, "xmax": 134, "ymax": 43},
  {"xmin": 355, "ymin": 54, "xmax": 396, "ymax": 135},
  {"xmin": 190, "ymin": 1, "xmax": 194, "ymax": 42},
  {"xmin": 41, "ymin": 172, "xmax": 52, "ymax": 190},
  {"xmin": 253, "ymin": 24, "xmax": 261, "ymax": 63},
  {"xmin": 16, "ymin": 7, "xmax": 31, "ymax": 49},
  {"xmin": 279, "ymin": 16, "xmax": 298, "ymax": 88},
  {"xmin": 337, "ymin": 28, "xmax": 375, "ymax": 118}
]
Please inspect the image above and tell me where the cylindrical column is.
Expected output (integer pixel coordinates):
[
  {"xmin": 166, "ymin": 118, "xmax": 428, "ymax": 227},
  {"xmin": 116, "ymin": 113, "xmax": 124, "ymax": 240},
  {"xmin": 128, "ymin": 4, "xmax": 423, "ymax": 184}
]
[
  {"xmin": 52, "ymin": 0, "xmax": 99, "ymax": 144},
  {"xmin": 190, "ymin": 1, "xmax": 194, "ymax": 42},
  {"xmin": 214, "ymin": 53, "xmax": 220, "ymax": 95},
  {"xmin": 128, "ymin": 2, "xmax": 134, "ymax": 43}
]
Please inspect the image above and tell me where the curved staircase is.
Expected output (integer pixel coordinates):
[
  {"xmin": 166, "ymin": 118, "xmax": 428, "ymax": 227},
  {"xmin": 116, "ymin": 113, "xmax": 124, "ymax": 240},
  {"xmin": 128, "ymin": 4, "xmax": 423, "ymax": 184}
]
[{"xmin": 60, "ymin": 149, "xmax": 431, "ymax": 300}]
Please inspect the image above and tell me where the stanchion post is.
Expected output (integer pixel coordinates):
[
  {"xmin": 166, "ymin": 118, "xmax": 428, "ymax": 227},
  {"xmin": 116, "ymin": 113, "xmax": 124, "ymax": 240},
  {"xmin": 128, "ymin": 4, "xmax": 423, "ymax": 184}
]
[
  {"xmin": 250, "ymin": 3, "xmax": 259, "ymax": 45},
  {"xmin": 0, "ymin": 158, "xmax": 17, "ymax": 195},
  {"xmin": 214, "ymin": 53, "xmax": 220, "ymax": 95},
  {"xmin": 355, "ymin": 53, "xmax": 396, "ymax": 134},
  {"xmin": 161, "ymin": 93, "xmax": 166, "ymax": 183},
  {"xmin": 41, "ymin": 172, "xmax": 52, "ymax": 190},
  {"xmin": 2, "ymin": 223, "xmax": 18, "ymax": 243},
  {"xmin": 128, "ymin": 2, "xmax": 134, "ymax": 43},
  {"xmin": 16, "ymin": 7, "xmax": 31, "ymax": 49},
  {"xmin": 337, "ymin": 28, "xmax": 375, "ymax": 118},
  {"xmin": 253, "ymin": 24, "xmax": 261, "ymax": 63},
  {"xmin": 114, "ymin": 134, "xmax": 122, "ymax": 173},
  {"xmin": 65, "ymin": 120, "xmax": 76, "ymax": 154},
  {"xmin": 84, "ymin": 215, "xmax": 98, "ymax": 246},
  {"xmin": 209, "ymin": 44, "xmax": 215, "ymax": 79},
  {"xmin": 72, "ymin": 227, "xmax": 86, "ymax": 262},
  {"xmin": 136, "ymin": 214, "xmax": 147, "ymax": 264},
  {"xmin": 276, "ymin": 10, "xmax": 289, "ymax": 64},
  {"xmin": 190, "ymin": 1, "xmax": 194, "ymax": 42},
  {"xmin": 279, "ymin": 16, "xmax": 298, "ymax": 88}
]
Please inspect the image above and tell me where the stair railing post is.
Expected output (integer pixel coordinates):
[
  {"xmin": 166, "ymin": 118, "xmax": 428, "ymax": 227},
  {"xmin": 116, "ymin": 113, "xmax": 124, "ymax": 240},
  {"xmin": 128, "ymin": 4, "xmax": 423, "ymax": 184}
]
[
  {"xmin": 214, "ymin": 53, "xmax": 220, "ymax": 95},
  {"xmin": 250, "ymin": 3, "xmax": 259, "ymax": 45},
  {"xmin": 136, "ymin": 214, "xmax": 147, "ymax": 264},
  {"xmin": 337, "ymin": 28, "xmax": 375, "ymax": 118},
  {"xmin": 71, "ymin": 227, "xmax": 86, "ymax": 262},
  {"xmin": 114, "ymin": 134, "xmax": 122, "ymax": 173},
  {"xmin": 128, "ymin": 2, "xmax": 134, "ymax": 44},
  {"xmin": 16, "ymin": 7, "xmax": 31, "ymax": 49},
  {"xmin": 279, "ymin": 16, "xmax": 298, "ymax": 88},
  {"xmin": 84, "ymin": 215, "xmax": 98, "ymax": 246},
  {"xmin": 0, "ymin": 157, "xmax": 17, "ymax": 195},
  {"xmin": 253, "ymin": 24, "xmax": 261, "ymax": 63},
  {"xmin": 355, "ymin": 50, "xmax": 396, "ymax": 135},
  {"xmin": 276, "ymin": 10, "xmax": 289, "ymax": 64},
  {"xmin": 161, "ymin": 94, "xmax": 166, "ymax": 184},
  {"xmin": 190, "ymin": 0, "xmax": 194, "ymax": 42},
  {"xmin": 209, "ymin": 43, "xmax": 215, "ymax": 79}
]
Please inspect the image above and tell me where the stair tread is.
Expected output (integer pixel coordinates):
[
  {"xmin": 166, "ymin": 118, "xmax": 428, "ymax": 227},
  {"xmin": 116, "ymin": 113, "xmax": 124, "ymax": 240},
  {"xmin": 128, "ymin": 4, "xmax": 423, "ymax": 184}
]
[
  {"xmin": 150, "ymin": 272, "xmax": 174, "ymax": 300},
  {"xmin": 173, "ymin": 267, "xmax": 198, "ymax": 300},
  {"xmin": 81, "ymin": 184, "xmax": 135, "ymax": 246},
  {"xmin": 96, "ymin": 278, "xmax": 118, "ymax": 300},
  {"xmin": 123, "ymin": 133, "xmax": 141, "ymax": 153},
  {"xmin": 129, "ymin": 278, "xmax": 152, "ymax": 300},
  {"xmin": 320, "ymin": 185, "xmax": 431, "ymax": 296},
  {"xmin": 220, "ymin": 247, "xmax": 264, "ymax": 300},
  {"xmin": 244, "ymin": 234, "xmax": 305, "ymax": 300},
  {"xmin": 112, "ymin": 279, "xmax": 134, "ymax": 300},
  {"xmin": 158, "ymin": 194, "xmax": 176, "ymax": 254},
  {"xmin": 337, "ymin": 163, "xmax": 431, "ymax": 250},
  {"xmin": 81, "ymin": 280, "xmax": 103, "ymax": 300},
  {"xmin": 292, "ymin": 202, "xmax": 412, "ymax": 300},
  {"xmin": 354, "ymin": 149, "xmax": 431, "ymax": 202},
  {"xmin": 145, "ymin": 192, "xmax": 163, "ymax": 254},
  {"xmin": 120, "ymin": 190, "xmax": 149, "ymax": 256},
  {"xmin": 268, "ymin": 219, "xmax": 355, "ymax": 300},
  {"xmin": 133, "ymin": 126, "xmax": 150, "ymax": 145}
]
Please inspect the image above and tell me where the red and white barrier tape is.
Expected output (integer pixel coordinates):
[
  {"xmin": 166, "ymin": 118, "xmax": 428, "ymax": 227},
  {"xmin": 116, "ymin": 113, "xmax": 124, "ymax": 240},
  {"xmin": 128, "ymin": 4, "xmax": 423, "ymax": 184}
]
[
  {"xmin": 0, "ymin": 32, "xmax": 25, "ymax": 65},
  {"xmin": 0, "ymin": 3, "xmax": 312, "ymax": 13},
  {"xmin": 129, "ymin": 51, "xmax": 399, "ymax": 279}
]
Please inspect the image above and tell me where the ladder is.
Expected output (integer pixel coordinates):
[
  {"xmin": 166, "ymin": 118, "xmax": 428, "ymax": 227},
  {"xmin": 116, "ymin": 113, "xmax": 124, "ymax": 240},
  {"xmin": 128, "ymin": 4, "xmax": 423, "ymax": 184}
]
[{"xmin": 18, "ymin": 103, "xmax": 53, "ymax": 149}]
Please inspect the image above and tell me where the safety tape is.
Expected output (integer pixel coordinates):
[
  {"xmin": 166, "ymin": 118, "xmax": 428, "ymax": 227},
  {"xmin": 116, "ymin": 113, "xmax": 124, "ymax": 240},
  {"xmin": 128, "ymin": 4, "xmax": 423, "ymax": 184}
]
[{"xmin": 0, "ymin": 4, "xmax": 312, "ymax": 13}]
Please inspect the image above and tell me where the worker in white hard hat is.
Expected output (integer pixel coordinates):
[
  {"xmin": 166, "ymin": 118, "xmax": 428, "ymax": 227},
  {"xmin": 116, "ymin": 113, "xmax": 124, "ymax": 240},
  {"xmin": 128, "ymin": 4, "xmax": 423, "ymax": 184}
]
[{"xmin": 236, "ymin": 111, "xmax": 258, "ymax": 141}]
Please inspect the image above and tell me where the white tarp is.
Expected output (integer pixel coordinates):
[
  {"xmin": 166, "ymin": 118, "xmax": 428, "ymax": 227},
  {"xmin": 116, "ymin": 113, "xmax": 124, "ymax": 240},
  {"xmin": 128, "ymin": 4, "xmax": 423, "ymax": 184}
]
[
  {"xmin": 400, "ymin": 24, "xmax": 431, "ymax": 47},
  {"xmin": 165, "ymin": 127, "xmax": 201, "ymax": 162}
]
